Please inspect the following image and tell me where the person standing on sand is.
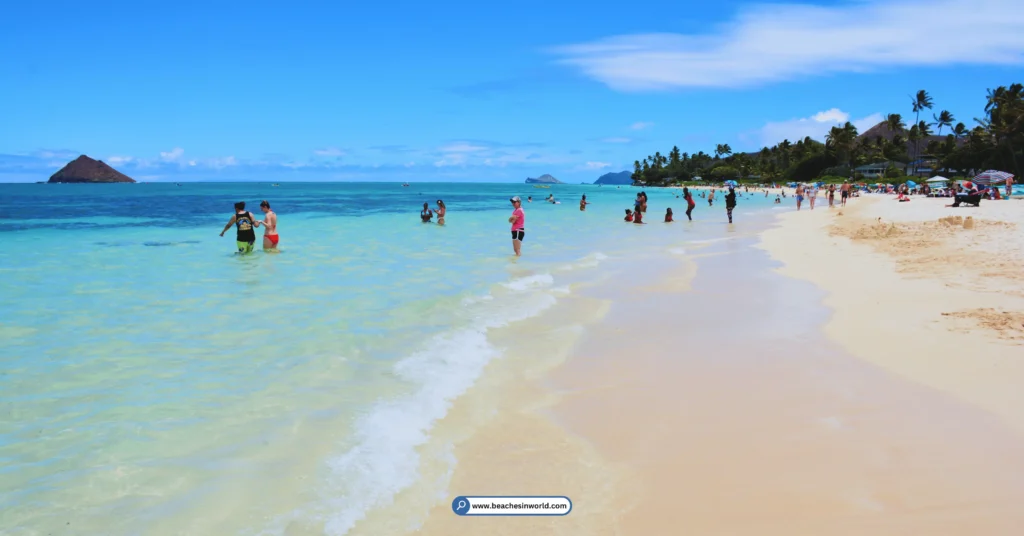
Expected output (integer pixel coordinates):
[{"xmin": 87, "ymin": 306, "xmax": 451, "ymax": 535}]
[
  {"xmin": 580, "ymin": 195, "xmax": 590, "ymax": 211},
  {"xmin": 795, "ymin": 184, "xmax": 804, "ymax": 211},
  {"xmin": 1007, "ymin": 176, "xmax": 1015, "ymax": 199},
  {"xmin": 809, "ymin": 184, "xmax": 818, "ymax": 210},
  {"xmin": 840, "ymin": 181, "xmax": 850, "ymax": 206},
  {"xmin": 220, "ymin": 201, "xmax": 257, "ymax": 254},
  {"xmin": 509, "ymin": 196, "xmax": 525, "ymax": 256},
  {"xmin": 725, "ymin": 187, "xmax": 737, "ymax": 223},
  {"xmin": 433, "ymin": 199, "xmax": 446, "ymax": 225},
  {"xmin": 684, "ymin": 187, "xmax": 696, "ymax": 220},
  {"xmin": 256, "ymin": 200, "xmax": 279, "ymax": 251},
  {"xmin": 828, "ymin": 184, "xmax": 836, "ymax": 208}
]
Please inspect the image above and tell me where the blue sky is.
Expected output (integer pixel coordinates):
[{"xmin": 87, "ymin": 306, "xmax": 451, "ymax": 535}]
[{"xmin": 1, "ymin": 0, "xmax": 1022, "ymax": 182}]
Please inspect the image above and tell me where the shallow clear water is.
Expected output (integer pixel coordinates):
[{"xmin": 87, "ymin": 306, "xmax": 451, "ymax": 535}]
[{"xmin": 0, "ymin": 182, "xmax": 774, "ymax": 534}]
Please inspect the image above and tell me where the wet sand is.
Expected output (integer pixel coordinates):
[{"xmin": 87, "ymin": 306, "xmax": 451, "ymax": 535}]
[{"xmin": 400, "ymin": 218, "xmax": 1024, "ymax": 536}]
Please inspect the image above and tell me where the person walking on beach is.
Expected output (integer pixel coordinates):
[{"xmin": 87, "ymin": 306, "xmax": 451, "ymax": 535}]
[
  {"xmin": 840, "ymin": 181, "xmax": 850, "ymax": 206},
  {"xmin": 580, "ymin": 195, "xmax": 590, "ymax": 211},
  {"xmin": 828, "ymin": 184, "xmax": 836, "ymax": 208},
  {"xmin": 509, "ymin": 196, "xmax": 525, "ymax": 256},
  {"xmin": 664, "ymin": 207, "xmax": 674, "ymax": 222},
  {"xmin": 809, "ymin": 184, "xmax": 818, "ymax": 210},
  {"xmin": 684, "ymin": 187, "xmax": 696, "ymax": 220},
  {"xmin": 220, "ymin": 201, "xmax": 258, "ymax": 254},
  {"xmin": 725, "ymin": 187, "xmax": 737, "ymax": 223},
  {"xmin": 795, "ymin": 184, "xmax": 805, "ymax": 210},
  {"xmin": 420, "ymin": 202, "xmax": 433, "ymax": 223},
  {"xmin": 256, "ymin": 200, "xmax": 279, "ymax": 251},
  {"xmin": 433, "ymin": 199, "xmax": 446, "ymax": 225}
]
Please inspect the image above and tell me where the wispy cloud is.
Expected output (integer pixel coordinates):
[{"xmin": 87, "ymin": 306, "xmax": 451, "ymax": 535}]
[
  {"xmin": 552, "ymin": 0, "xmax": 1024, "ymax": 90},
  {"xmin": 313, "ymin": 147, "xmax": 345, "ymax": 157},
  {"xmin": 630, "ymin": 122, "xmax": 654, "ymax": 130},
  {"xmin": 159, "ymin": 147, "xmax": 185, "ymax": 162},
  {"xmin": 583, "ymin": 161, "xmax": 612, "ymax": 170},
  {"xmin": 599, "ymin": 137, "xmax": 633, "ymax": 144},
  {"xmin": 758, "ymin": 108, "xmax": 884, "ymax": 146}
]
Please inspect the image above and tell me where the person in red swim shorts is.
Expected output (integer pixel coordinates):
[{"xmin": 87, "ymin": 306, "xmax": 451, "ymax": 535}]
[{"xmin": 257, "ymin": 200, "xmax": 280, "ymax": 251}]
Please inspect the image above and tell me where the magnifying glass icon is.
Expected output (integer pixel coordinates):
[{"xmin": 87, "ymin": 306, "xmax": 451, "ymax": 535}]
[{"xmin": 452, "ymin": 497, "xmax": 470, "ymax": 515}]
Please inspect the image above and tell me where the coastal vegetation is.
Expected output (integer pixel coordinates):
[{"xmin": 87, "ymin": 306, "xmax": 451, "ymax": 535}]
[{"xmin": 631, "ymin": 84, "xmax": 1023, "ymax": 185}]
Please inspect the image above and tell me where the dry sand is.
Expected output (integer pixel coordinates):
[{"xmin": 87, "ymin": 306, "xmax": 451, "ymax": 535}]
[{"xmin": 760, "ymin": 195, "xmax": 1024, "ymax": 433}]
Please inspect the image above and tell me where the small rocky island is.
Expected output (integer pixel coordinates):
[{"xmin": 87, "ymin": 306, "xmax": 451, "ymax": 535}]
[
  {"xmin": 525, "ymin": 173, "xmax": 563, "ymax": 184},
  {"xmin": 594, "ymin": 170, "xmax": 633, "ymax": 185},
  {"xmin": 48, "ymin": 155, "xmax": 136, "ymax": 183}
]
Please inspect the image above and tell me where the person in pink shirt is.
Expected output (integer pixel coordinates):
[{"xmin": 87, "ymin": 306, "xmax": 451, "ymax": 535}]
[{"xmin": 509, "ymin": 196, "xmax": 525, "ymax": 256}]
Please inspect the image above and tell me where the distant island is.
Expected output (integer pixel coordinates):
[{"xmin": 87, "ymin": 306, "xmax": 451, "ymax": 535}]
[
  {"xmin": 525, "ymin": 174, "xmax": 563, "ymax": 184},
  {"xmin": 594, "ymin": 170, "xmax": 633, "ymax": 185},
  {"xmin": 48, "ymin": 155, "xmax": 135, "ymax": 183}
]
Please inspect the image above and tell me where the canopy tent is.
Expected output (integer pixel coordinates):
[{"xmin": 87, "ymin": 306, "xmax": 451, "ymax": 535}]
[
  {"xmin": 926, "ymin": 176, "xmax": 950, "ymax": 183},
  {"xmin": 972, "ymin": 170, "xmax": 1013, "ymax": 186}
]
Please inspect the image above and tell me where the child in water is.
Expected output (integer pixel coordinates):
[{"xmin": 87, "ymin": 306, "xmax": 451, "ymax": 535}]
[
  {"xmin": 664, "ymin": 208, "xmax": 674, "ymax": 222},
  {"xmin": 624, "ymin": 209, "xmax": 634, "ymax": 222}
]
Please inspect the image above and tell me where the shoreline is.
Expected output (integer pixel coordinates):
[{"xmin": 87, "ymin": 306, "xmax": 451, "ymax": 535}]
[{"xmin": 399, "ymin": 199, "xmax": 1024, "ymax": 535}]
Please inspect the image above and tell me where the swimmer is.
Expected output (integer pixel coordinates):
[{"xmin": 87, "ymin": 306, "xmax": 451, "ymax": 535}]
[
  {"xmin": 220, "ymin": 201, "xmax": 257, "ymax": 254},
  {"xmin": 580, "ymin": 194, "xmax": 590, "ymax": 211},
  {"xmin": 433, "ymin": 199, "xmax": 446, "ymax": 225},
  {"xmin": 725, "ymin": 187, "xmax": 736, "ymax": 223},
  {"xmin": 664, "ymin": 207, "xmax": 674, "ymax": 222},
  {"xmin": 420, "ymin": 202, "xmax": 433, "ymax": 223},
  {"xmin": 256, "ymin": 200, "xmax": 279, "ymax": 250},
  {"xmin": 624, "ymin": 208, "xmax": 634, "ymax": 222},
  {"xmin": 509, "ymin": 196, "xmax": 525, "ymax": 256}
]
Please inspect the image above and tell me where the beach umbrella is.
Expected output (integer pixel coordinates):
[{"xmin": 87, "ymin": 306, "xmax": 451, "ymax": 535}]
[
  {"xmin": 905, "ymin": 180, "xmax": 918, "ymax": 188},
  {"xmin": 972, "ymin": 170, "xmax": 1013, "ymax": 186},
  {"xmin": 926, "ymin": 176, "xmax": 949, "ymax": 183},
  {"xmin": 723, "ymin": 180, "xmax": 738, "ymax": 187}
]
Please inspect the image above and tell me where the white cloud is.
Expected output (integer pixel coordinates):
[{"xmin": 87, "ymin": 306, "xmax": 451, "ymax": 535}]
[
  {"xmin": 160, "ymin": 147, "xmax": 185, "ymax": 162},
  {"xmin": 552, "ymin": 0, "xmax": 1024, "ymax": 90},
  {"xmin": 313, "ymin": 147, "xmax": 345, "ymax": 157},
  {"xmin": 630, "ymin": 122, "xmax": 654, "ymax": 130},
  {"xmin": 106, "ymin": 156, "xmax": 133, "ymax": 166},
  {"xmin": 600, "ymin": 137, "xmax": 633, "ymax": 144},
  {"xmin": 759, "ymin": 108, "xmax": 884, "ymax": 146},
  {"xmin": 438, "ymin": 142, "xmax": 489, "ymax": 153},
  {"xmin": 583, "ymin": 161, "xmax": 612, "ymax": 170}
]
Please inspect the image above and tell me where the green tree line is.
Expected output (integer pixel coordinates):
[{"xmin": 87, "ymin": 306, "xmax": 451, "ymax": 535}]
[{"xmin": 631, "ymin": 84, "xmax": 1023, "ymax": 185}]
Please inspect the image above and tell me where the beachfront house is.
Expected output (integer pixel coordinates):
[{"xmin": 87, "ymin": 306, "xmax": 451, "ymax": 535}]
[
  {"xmin": 908, "ymin": 157, "xmax": 940, "ymax": 177},
  {"xmin": 854, "ymin": 162, "xmax": 907, "ymax": 179}
]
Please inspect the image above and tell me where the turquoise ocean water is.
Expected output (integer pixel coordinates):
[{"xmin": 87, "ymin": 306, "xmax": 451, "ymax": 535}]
[{"xmin": 0, "ymin": 182, "xmax": 777, "ymax": 534}]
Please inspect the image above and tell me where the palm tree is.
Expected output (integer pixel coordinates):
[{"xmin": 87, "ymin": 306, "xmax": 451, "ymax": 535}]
[
  {"xmin": 917, "ymin": 120, "xmax": 933, "ymax": 138},
  {"xmin": 910, "ymin": 90, "xmax": 934, "ymax": 174},
  {"xmin": 953, "ymin": 122, "xmax": 967, "ymax": 140},
  {"xmin": 632, "ymin": 160, "xmax": 642, "ymax": 181},
  {"xmin": 933, "ymin": 110, "xmax": 954, "ymax": 135},
  {"xmin": 715, "ymin": 144, "xmax": 732, "ymax": 158},
  {"xmin": 886, "ymin": 113, "xmax": 906, "ymax": 134}
]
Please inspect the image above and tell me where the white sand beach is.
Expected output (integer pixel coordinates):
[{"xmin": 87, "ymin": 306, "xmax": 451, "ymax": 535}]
[{"xmin": 761, "ymin": 195, "xmax": 1024, "ymax": 434}]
